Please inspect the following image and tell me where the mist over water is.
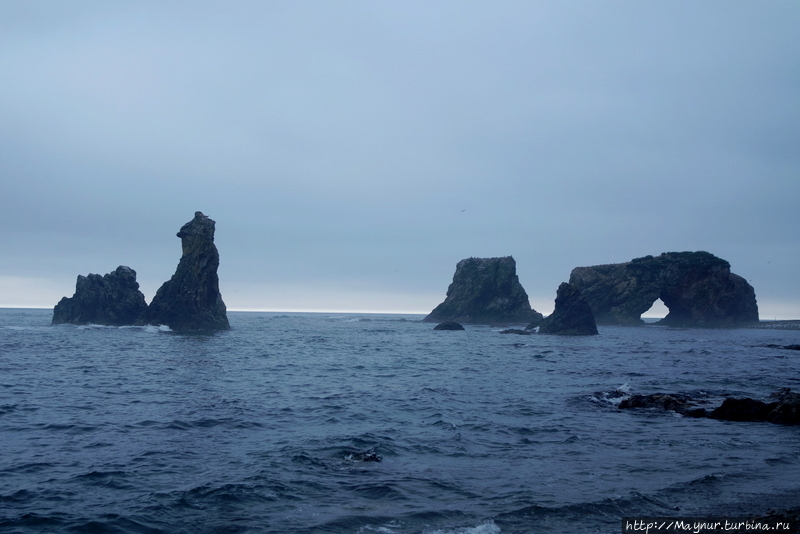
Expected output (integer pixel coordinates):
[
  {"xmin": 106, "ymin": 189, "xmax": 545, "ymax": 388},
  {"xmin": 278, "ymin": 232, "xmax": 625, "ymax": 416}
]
[{"xmin": 1, "ymin": 309, "xmax": 799, "ymax": 533}]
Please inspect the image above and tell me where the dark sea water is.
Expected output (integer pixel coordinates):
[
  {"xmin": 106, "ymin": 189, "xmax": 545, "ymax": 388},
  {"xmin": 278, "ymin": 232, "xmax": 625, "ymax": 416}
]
[{"xmin": 1, "ymin": 308, "xmax": 800, "ymax": 534}]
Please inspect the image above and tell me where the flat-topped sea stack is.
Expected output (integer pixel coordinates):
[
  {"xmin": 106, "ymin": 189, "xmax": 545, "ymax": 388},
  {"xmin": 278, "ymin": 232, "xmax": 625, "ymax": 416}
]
[
  {"xmin": 569, "ymin": 251, "xmax": 758, "ymax": 327},
  {"xmin": 52, "ymin": 265, "xmax": 149, "ymax": 326},
  {"xmin": 424, "ymin": 256, "xmax": 542, "ymax": 325},
  {"xmin": 537, "ymin": 282, "xmax": 598, "ymax": 335},
  {"xmin": 147, "ymin": 212, "xmax": 230, "ymax": 331}
]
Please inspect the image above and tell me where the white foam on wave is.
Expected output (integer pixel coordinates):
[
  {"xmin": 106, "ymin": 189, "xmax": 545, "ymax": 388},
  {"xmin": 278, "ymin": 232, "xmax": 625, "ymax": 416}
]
[
  {"xmin": 426, "ymin": 521, "xmax": 501, "ymax": 534},
  {"xmin": 358, "ymin": 522, "xmax": 402, "ymax": 533},
  {"xmin": 589, "ymin": 383, "xmax": 632, "ymax": 407},
  {"xmin": 77, "ymin": 323, "xmax": 114, "ymax": 330},
  {"xmin": 142, "ymin": 324, "xmax": 173, "ymax": 333}
]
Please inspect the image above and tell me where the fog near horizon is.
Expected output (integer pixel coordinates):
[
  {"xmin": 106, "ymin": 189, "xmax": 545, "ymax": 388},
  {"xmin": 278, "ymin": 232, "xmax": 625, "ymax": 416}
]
[{"xmin": 1, "ymin": 1, "xmax": 799, "ymax": 318}]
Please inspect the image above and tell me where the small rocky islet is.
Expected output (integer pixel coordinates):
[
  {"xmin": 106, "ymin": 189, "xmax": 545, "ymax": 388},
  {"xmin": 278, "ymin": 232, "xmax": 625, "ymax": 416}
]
[
  {"xmin": 424, "ymin": 256, "xmax": 542, "ymax": 326},
  {"xmin": 570, "ymin": 251, "xmax": 759, "ymax": 327},
  {"xmin": 52, "ymin": 212, "xmax": 229, "ymax": 332},
  {"xmin": 53, "ymin": 217, "xmax": 759, "ymax": 335},
  {"xmin": 425, "ymin": 250, "xmax": 757, "ymax": 334},
  {"xmin": 52, "ymin": 265, "xmax": 148, "ymax": 327},
  {"xmin": 618, "ymin": 388, "xmax": 800, "ymax": 426}
]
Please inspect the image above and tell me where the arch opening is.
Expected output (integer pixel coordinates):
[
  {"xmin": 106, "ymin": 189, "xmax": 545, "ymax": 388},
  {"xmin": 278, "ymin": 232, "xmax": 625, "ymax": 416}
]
[{"xmin": 641, "ymin": 298, "xmax": 668, "ymax": 321}]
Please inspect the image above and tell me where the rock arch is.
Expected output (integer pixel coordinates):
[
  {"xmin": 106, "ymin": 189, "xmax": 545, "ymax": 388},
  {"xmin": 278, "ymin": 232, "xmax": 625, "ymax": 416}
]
[{"xmin": 568, "ymin": 251, "xmax": 758, "ymax": 327}]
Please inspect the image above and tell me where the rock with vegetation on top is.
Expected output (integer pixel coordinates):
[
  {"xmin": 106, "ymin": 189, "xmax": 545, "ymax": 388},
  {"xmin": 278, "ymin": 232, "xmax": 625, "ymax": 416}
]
[
  {"xmin": 537, "ymin": 282, "xmax": 598, "ymax": 335},
  {"xmin": 52, "ymin": 266, "xmax": 148, "ymax": 326},
  {"xmin": 569, "ymin": 251, "xmax": 759, "ymax": 327},
  {"xmin": 424, "ymin": 256, "xmax": 543, "ymax": 325},
  {"xmin": 147, "ymin": 212, "xmax": 230, "ymax": 331}
]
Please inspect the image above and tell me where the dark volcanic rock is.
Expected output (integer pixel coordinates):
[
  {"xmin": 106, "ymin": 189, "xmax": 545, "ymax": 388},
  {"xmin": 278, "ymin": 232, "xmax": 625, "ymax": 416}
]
[
  {"xmin": 434, "ymin": 321, "xmax": 465, "ymax": 331},
  {"xmin": 569, "ymin": 251, "xmax": 759, "ymax": 327},
  {"xmin": 765, "ymin": 388, "xmax": 800, "ymax": 424},
  {"xmin": 620, "ymin": 388, "xmax": 800, "ymax": 425},
  {"xmin": 709, "ymin": 397, "xmax": 772, "ymax": 422},
  {"xmin": 538, "ymin": 283, "xmax": 598, "ymax": 335},
  {"xmin": 147, "ymin": 212, "xmax": 230, "ymax": 331},
  {"xmin": 710, "ymin": 388, "xmax": 800, "ymax": 425},
  {"xmin": 52, "ymin": 266, "xmax": 148, "ymax": 326},
  {"xmin": 424, "ymin": 256, "xmax": 543, "ymax": 325}
]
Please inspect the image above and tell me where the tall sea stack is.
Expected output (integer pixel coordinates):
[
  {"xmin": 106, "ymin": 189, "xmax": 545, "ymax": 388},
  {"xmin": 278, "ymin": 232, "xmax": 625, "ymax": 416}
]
[
  {"xmin": 147, "ymin": 212, "xmax": 230, "ymax": 331},
  {"xmin": 424, "ymin": 256, "xmax": 542, "ymax": 325}
]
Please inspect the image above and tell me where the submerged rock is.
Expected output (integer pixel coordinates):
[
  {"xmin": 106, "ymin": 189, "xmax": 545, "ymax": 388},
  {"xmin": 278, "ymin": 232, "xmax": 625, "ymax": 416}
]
[
  {"xmin": 538, "ymin": 283, "xmax": 598, "ymax": 336},
  {"xmin": 619, "ymin": 388, "xmax": 800, "ymax": 425},
  {"xmin": 710, "ymin": 388, "xmax": 800, "ymax": 425},
  {"xmin": 618, "ymin": 393, "xmax": 703, "ymax": 415},
  {"xmin": 424, "ymin": 256, "xmax": 543, "ymax": 325},
  {"xmin": 345, "ymin": 450, "xmax": 382, "ymax": 462},
  {"xmin": 499, "ymin": 328, "xmax": 533, "ymax": 335},
  {"xmin": 434, "ymin": 321, "xmax": 465, "ymax": 331},
  {"xmin": 569, "ymin": 251, "xmax": 759, "ymax": 327},
  {"xmin": 709, "ymin": 397, "xmax": 772, "ymax": 422},
  {"xmin": 52, "ymin": 266, "xmax": 148, "ymax": 326},
  {"xmin": 147, "ymin": 212, "xmax": 230, "ymax": 331}
]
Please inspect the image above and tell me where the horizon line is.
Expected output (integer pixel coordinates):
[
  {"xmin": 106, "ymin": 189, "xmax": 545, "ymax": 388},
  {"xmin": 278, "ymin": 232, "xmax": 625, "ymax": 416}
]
[
  {"xmin": 4, "ymin": 306, "xmax": 798, "ymax": 321},
  {"xmin": 0, "ymin": 305, "xmax": 429, "ymax": 315}
]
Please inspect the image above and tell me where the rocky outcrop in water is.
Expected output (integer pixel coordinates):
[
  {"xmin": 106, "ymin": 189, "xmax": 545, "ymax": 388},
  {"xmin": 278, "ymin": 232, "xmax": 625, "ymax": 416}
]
[
  {"xmin": 618, "ymin": 393, "xmax": 707, "ymax": 418},
  {"xmin": 52, "ymin": 266, "xmax": 148, "ymax": 326},
  {"xmin": 710, "ymin": 389, "xmax": 800, "ymax": 424},
  {"xmin": 537, "ymin": 282, "xmax": 598, "ymax": 335},
  {"xmin": 433, "ymin": 321, "xmax": 465, "ymax": 331},
  {"xmin": 569, "ymin": 251, "xmax": 759, "ymax": 327},
  {"xmin": 424, "ymin": 256, "xmax": 542, "ymax": 325},
  {"xmin": 618, "ymin": 388, "xmax": 800, "ymax": 425},
  {"xmin": 147, "ymin": 212, "xmax": 230, "ymax": 331}
]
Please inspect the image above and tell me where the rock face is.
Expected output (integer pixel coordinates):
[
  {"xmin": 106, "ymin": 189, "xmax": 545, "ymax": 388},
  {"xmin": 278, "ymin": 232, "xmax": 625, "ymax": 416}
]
[
  {"xmin": 537, "ymin": 282, "xmax": 598, "ymax": 335},
  {"xmin": 569, "ymin": 251, "xmax": 759, "ymax": 327},
  {"xmin": 52, "ymin": 266, "xmax": 148, "ymax": 326},
  {"xmin": 424, "ymin": 256, "xmax": 542, "ymax": 325},
  {"xmin": 147, "ymin": 212, "xmax": 230, "ymax": 331}
]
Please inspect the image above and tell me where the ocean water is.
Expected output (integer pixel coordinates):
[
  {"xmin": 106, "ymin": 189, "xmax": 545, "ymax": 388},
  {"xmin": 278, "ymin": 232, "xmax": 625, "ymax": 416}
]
[{"xmin": 1, "ymin": 308, "xmax": 799, "ymax": 534}]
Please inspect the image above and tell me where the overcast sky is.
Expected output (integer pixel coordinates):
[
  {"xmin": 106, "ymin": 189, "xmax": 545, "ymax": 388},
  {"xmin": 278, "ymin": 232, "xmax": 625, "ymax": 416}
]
[{"xmin": 1, "ymin": 1, "xmax": 798, "ymax": 318}]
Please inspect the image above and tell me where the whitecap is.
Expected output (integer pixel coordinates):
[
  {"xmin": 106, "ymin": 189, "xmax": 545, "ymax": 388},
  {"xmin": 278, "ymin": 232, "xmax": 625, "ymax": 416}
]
[
  {"xmin": 77, "ymin": 323, "xmax": 113, "ymax": 330},
  {"xmin": 426, "ymin": 521, "xmax": 501, "ymax": 534},
  {"xmin": 142, "ymin": 324, "xmax": 172, "ymax": 333}
]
